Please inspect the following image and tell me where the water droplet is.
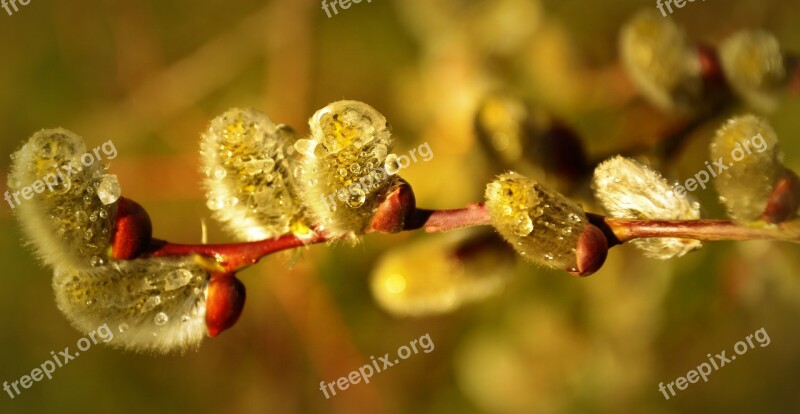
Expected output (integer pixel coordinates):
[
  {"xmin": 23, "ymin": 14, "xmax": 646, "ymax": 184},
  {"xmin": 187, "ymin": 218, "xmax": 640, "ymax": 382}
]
[
  {"xmin": 346, "ymin": 187, "xmax": 367, "ymax": 208},
  {"xmin": 118, "ymin": 323, "xmax": 129, "ymax": 333},
  {"xmin": 75, "ymin": 210, "xmax": 88, "ymax": 222},
  {"xmin": 154, "ymin": 312, "xmax": 169, "ymax": 326},
  {"xmin": 181, "ymin": 314, "xmax": 191, "ymax": 323},
  {"xmin": 212, "ymin": 166, "xmax": 227, "ymax": 180},
  {"xmin": 262, "ymin": 158, "xmax": 276, "ymax": 172},
  {"xmin": 373, "ymin": 144, "xmax": 388, "ymax": 160},
  {"xmin": 142, "ymin": 295, "xmax": 162, "ymax": 313},
  {"xmin": 350, "ymin": 163, "xmax": 361, "ymax": 174},
  {"xmin": 96, "ymin": 174, "xmax": 121, "ymax": 205},
  {"xmin": 544, "ymin": 253, "xmax": 554, "ymax": 260},
  {"xmin": 339, "ymin": 168, "xmax": 348, "ymax": 177},
  {"xmin": 90, "ymin": 255, "xmax": 105, "ymax": 267},
  {"xmin": 165, "ymin": 268, "xmax": 194, "ymax": 291},
  {"xmin": 99, "ymin": 209, "xmax": 108, "ymax": 219},
  {"xmin": 207, "ymin": 196, "xmax": 223, "ymax": 211},
  {"xmin": 384, "ymin": 154, "xmax": 400, "ymax": 175},
  {"xmin": 513, "ymin": 213, "xmax": 533, "ymax": 236},
  {"xmin": 84, "ymin": 229, "xmax": 94, "ymax": 240}
]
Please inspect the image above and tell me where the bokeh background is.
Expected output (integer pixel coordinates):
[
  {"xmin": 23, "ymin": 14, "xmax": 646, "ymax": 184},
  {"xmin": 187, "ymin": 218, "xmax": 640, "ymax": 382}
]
[{"xmin": 2, "ymin": 0, "xmax": 800, "ymax": 413}]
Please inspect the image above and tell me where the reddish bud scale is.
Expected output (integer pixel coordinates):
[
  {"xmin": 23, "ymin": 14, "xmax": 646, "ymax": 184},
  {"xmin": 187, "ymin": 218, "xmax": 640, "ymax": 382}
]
[
  {"xmin": 205, "ymin": 275, "xmax": 246, "ymax": 337},
  {"xmin": 111, "ymin": 197, "xmax": 153, "ymax": 260},
  {"xmin": 369, "ymin": 179, "xmax": 416, "ymax": 233},
  {"xmin": 763, "ymin": 168, "xmax": 800, "ymax": 224},
  {"xmin": 569, "ymin": 223, "xmax": 609, "ymax": 277},
  {"xmin": 697, "ymin": 45, "xmax": 725, "ymax": 89}
]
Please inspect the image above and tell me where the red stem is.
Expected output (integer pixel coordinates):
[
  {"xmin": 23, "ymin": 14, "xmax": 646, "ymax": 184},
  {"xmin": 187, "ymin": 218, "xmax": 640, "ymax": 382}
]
[
  {"xmin": 143, "ymin": 204, "xmax": 491, "ymax": 273},
  {"xmin": 142, "ymin": 205, "xmax": 800, "ymax": 274},
  {"xmin": 146, "ymin": 232, "xmax": 330, "ymax": 273}
]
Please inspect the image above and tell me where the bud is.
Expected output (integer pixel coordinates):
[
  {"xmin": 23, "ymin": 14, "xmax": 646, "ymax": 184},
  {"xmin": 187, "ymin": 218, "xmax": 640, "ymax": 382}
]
[
  {"xmin": 294, "ymin": 100, "xmax": 399, "ymax": 237},
  {"xmin": 200, "ymin": 108, "xmax": 310, "ymax": 241},
  {"xmin": 369, "ymin": 178, "xmax": 416, "ymax": 233},
  {"xmin": 711, "ymin": 115, "xmax": 783, "ymax": 221},
  {"xmin": 370, "ymin": 231, "xmax": 514, "ymax": 317},
  {"xmin": 111, "ymin": 197, "xmax": 152, "ymax": 260},
  {"xmin": 205, "ymin": 275, "xmax": 246, "ymax": 337},
  {"xmin": 485, "ymin": 172, "xmax": 606, "ymax": 274},
  {"xmin": 763, "ymin": 168, "xmax": 800, "ymax": 224},
  {"xmin": 719, "ymin": 30, "xmax": 786, "ymax": 113},
  {"xmin": 619, "ymin": 10, "xmax": 703, "ymax": 112},
  {"xmin": 592, "ymin": 156, "xmax": 702, "ymax": 259},
  {"xmin": 474, "ymin": 93, "xmax": 588, "ymax": 188},
  {"xmin": 53, "ymin": 256, "xmax": 213, "ymax": 353},
  {"xmin": 8, "ymin": 129, "xmax": 118, "ymax": 269}
]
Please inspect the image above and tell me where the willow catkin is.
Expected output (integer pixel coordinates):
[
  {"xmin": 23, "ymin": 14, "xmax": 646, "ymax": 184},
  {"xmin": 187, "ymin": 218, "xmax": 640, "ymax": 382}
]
[
  {"xmin": 592, "ymin": 156, "xmax": 702, "ymax": 259},
  {"xmin": 485, "ymin": 172, "xmax": 588, "ymax": 272},
  {"xmin": 200, "ymin": 108, "xmax": 311, "ymax": 241},
  {"xmin": 294, "ymin": 100, "xmax": 399, "ymax": 238},
  {"xmin": 619, "ymin": 10, "xmax": 702, "ymax": 112},
  {"xmin": 8, "ymin": 129, "xmax": 118, "ymax": 270},
  {"xmin": 53, "ymin": 256, "xmax": 213, "ymax": 353},
  {"xmin": 711, "ymin": 115, "xmax": 783, "ymax": 221},
  {"xmin": 370, "ymin": 231, "xmax": 514, "ymax": 317},
  {"xmin": 720, "ymin": 30, "xmax": 786, "ymax": 113}
]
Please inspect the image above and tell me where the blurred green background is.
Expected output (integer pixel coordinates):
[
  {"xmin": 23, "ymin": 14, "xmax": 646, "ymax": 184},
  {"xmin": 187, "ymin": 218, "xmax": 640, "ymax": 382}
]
[{"xmin": 2, "ymin": 0, "xmax": 800, "ymax": 413}]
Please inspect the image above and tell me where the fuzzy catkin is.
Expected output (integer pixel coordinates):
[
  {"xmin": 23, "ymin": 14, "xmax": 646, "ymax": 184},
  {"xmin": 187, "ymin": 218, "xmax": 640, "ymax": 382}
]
[
  {"xmin": 200, "ymin": 108, "xmax": 311, "ymax": 241},
  {"xmin": 370, "ymin": 232, "xmax": 513, "ymax": 317},
  {"xmin": 711, "ymin": 115, "xmax": 783, "ymax": 221},
  {"xmin": 53, "ymin": 256, "xmax": 211, "ymax": 353},
  {"xmin": 8, "ymin": 129, "xmax": 118, "ymax": 270},
  {"xmin": 619, "ymin": 10, "xmax": 702, "ymax": 112},
  {"xmin": 592, "ymin": 156, "xmax": 702, "ymax": 259},
  {"xmin": 294, "ymin": 100, "xmax": 398, "ymax": 238},
  {"xmin": 720, "ymin": 30, "xmax": 786, "ymax": 113},
  {"xmin": 485, "ymin": 172, "xmax": 586, "ymax": 271}
]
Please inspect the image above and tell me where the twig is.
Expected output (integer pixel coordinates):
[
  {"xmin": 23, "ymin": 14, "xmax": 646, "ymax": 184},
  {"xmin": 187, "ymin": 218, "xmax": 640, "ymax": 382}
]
[{"xmin": 143, "ymin": 202, "xmax": 800, "ymax": 274}]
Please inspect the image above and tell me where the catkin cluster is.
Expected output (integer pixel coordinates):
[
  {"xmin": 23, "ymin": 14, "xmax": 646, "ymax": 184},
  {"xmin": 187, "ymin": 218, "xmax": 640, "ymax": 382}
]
[
  {"xmin": 202, "ymin": 101, "xmax": 401, "ymax": 240},
  {"xmin": 9, "ymin": 130, "xmax": 214, "ymax": 353},
  {"xmin": 621, "ymin": 11, "xmax": 788, "ymax": 113}
]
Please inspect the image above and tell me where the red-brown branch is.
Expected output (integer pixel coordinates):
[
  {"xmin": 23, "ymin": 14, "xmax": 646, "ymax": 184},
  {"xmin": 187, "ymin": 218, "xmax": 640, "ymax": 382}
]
[
  {"xmin": 142, "ymin": 204, "xmax": 800, "ymax": 274},
  {"xmin": 143, "ymin": 204, "xmax": 492, "ymax": 273}
]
